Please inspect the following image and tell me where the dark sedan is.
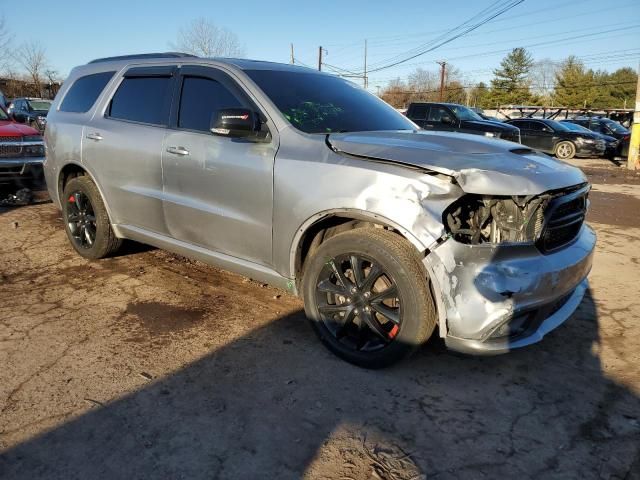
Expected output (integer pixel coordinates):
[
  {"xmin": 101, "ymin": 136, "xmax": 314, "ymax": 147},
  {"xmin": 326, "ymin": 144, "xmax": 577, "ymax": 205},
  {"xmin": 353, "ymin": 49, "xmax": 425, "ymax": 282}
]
[
  {"xmin": 560, "ymin": 120, "xmax": 619, "ymax": 159},
  {"xmin": 563, "ymin": 117, "xmax": 630, "ymax": 158},
  {"xmin": 504, "ymin": 118, "xmax": 605, "ymax": 160}
]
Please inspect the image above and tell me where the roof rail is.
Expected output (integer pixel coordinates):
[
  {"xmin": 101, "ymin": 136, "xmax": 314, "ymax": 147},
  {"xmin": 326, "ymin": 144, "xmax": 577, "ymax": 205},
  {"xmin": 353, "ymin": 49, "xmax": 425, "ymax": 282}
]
[{"xmin": 88, "ymin": 52, "xmax": 198, "ymax": 64}]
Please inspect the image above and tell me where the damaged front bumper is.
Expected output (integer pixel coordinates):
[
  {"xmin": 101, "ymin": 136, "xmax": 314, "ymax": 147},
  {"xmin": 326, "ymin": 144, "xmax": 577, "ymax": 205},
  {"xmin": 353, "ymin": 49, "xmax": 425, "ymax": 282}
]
[{"xmin": 424, "ymin": 225, "xmax": 596, "ymax": 355}]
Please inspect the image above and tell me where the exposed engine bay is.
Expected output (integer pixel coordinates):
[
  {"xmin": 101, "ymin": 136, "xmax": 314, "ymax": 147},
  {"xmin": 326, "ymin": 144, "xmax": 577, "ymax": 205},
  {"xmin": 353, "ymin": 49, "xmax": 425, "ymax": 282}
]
[{"xmin": 444, "ymin": 194, "xmax": 551, "ymax": 244}]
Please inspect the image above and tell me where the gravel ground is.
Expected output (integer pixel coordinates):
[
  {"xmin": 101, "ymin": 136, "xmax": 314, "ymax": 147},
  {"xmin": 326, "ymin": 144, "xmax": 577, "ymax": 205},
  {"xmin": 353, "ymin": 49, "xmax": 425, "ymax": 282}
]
[{"xmin": 0, "ymin": 158, "xmax": 639, "ymax": 479}]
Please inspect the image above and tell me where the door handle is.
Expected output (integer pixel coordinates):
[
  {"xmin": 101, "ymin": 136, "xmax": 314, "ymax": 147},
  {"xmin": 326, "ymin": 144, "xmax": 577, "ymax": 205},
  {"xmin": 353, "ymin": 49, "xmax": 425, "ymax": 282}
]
[
  {"xmin": 166, "ymin": 146, "xmax": 190, "ymax": 156},
  {"xmin": 86, "ymin": 132, "xmax": 103, "ymax": 141}
]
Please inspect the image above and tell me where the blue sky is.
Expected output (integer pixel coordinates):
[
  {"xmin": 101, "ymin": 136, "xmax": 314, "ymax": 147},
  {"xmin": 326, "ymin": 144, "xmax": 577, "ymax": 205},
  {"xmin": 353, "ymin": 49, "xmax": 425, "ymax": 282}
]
[{"xmin": 2, "ymin": 0, "xmax": 639, "ymax": 90}]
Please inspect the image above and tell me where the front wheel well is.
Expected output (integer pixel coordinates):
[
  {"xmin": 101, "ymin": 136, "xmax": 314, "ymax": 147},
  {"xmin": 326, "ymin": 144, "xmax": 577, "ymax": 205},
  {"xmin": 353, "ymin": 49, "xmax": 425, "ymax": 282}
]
[{"xmin": 295, "ymin": 214, "xmax": 419, "ymax": 282}]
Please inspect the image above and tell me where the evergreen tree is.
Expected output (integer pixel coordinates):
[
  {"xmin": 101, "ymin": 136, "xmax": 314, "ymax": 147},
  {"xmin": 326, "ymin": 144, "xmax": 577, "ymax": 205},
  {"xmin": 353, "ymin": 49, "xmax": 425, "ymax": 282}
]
[
  {"xmin": 553, "ymin": 56, "xmax": 595, "ymax": 108},
  {"xmin": 489, "ymin": 47, "xmax": 535, "ymax": 106},
  {"xmin": 606, "ymin": 67, "xmax": 637, "ymax": 108}
]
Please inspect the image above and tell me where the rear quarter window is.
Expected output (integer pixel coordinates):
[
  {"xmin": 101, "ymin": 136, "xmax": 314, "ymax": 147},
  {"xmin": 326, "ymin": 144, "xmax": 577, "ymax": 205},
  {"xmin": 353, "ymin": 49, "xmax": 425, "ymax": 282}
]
[
  {"xmin": 409, "ymin": 105, "xmax": 428, "ymax": 120},
  {"xmin": 60, "ymin": 71, "xmax": 115, "ymax": 113}
]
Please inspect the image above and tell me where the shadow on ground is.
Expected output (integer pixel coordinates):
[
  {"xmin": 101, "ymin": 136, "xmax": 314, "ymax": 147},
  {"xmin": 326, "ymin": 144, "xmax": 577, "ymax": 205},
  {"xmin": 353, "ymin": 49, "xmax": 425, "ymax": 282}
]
[{"xmin": 0, "ymin": 285, "xmax": 638, "ymax": 478}]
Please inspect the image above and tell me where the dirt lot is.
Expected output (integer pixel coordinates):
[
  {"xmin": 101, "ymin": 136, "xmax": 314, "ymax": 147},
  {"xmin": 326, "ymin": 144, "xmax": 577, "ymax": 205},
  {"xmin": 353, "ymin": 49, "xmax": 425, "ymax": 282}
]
[{"xmin": 0, "ymin": 158, "xmax": 639, "ymax": 479}]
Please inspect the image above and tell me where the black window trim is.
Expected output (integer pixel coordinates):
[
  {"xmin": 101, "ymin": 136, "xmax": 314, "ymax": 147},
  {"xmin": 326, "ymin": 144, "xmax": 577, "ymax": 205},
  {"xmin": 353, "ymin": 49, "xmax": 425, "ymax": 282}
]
[
  {"xmin": 104, "ymin": 66, "xmax": 177, "ymax": 128},
  {"xmin": 170, "ymin": 65, "xmax": 268, "ymax": 138}
]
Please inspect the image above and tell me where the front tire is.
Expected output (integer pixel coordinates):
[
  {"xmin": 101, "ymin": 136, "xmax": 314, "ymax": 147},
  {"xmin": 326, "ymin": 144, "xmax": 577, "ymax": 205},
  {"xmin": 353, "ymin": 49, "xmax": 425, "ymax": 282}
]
[
  {"xmin": 302, "ymin": 228, "xmax": 437, "ymax": 369},
  {"xmin": 555, "ymin": 141, "xmax": 576, "ymax": 160},
  {"xmin": 62, "ymin": 176, "xmax": 122, "ymax": 259}
]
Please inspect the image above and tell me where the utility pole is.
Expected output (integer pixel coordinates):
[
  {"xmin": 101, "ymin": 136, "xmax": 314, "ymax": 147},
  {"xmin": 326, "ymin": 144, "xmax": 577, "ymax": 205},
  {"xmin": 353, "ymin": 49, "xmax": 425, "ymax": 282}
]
[
  {"xmin": 364, "ymin": 39, "xmax": 368, "ymax": 89},
  {"xmin": 627, "ymin": 61, "xmax": 640, "ymax": 170},
  {"xmin": 290, "ymin": 44, "xmax": 295, "ymax": 65},
  {"xmin": 318, "ymin": 46, "xmax": 323, "ymax": 71},
  {"xmin": 437, "ymin": 61, "xmax": 446, "ymax": 101}
]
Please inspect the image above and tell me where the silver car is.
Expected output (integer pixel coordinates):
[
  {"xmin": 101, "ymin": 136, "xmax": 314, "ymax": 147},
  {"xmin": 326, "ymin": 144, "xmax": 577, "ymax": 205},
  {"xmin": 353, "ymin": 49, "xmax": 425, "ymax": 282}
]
[{"xmin": 43, "ymin": 53, "xmax": 595, "ymax": 368}]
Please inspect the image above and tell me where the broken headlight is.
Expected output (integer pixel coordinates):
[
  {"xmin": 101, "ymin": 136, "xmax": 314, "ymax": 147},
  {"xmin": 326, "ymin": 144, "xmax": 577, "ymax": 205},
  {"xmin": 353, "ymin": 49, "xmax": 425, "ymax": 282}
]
[{"xmin": 444, "ymin": 194, "xmax": 549, "ymax": 245}]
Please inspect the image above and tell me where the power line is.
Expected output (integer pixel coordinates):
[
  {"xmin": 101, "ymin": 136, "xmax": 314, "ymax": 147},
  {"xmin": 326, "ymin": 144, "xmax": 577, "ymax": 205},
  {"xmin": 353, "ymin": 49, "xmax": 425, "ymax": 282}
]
[
  {"xmin": 363, "ymin": 26, "xmax": 640, "ymax": 83},
  {"xmin": 361, "ymin": 0, "xmax": 524, "ymax": 74}
]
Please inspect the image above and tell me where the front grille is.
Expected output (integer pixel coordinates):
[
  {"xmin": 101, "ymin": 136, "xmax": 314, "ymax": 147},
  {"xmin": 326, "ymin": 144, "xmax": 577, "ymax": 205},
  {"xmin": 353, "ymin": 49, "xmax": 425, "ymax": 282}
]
[
  {"xmin": 0, "ymin": 137, "xmax": 23, "ymax": 158},
  {"xmin": 537, "ymin": 187, "xmax": 588, "ymax": 252},
  {"xmin": 0, "ymin": 144, "xmax": 22, "ymax": 157}
]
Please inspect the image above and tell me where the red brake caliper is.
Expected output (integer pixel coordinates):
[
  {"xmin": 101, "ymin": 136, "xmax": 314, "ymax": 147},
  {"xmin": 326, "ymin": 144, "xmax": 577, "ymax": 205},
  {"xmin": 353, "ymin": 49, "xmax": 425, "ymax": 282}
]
[{"xmin": 388, "ymin": 324, "xmax": 399, "ymax": 339}]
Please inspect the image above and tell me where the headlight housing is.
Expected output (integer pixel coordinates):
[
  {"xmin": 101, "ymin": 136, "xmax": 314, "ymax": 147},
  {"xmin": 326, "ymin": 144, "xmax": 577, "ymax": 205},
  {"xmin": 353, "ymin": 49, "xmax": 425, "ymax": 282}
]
[
  {"xmin": 21, "ymin": 135, "xmax": 45, "ymax": 156},
  {"xmin": 443, "ymin": 194, "xmax": 548, "ymax": 244}
]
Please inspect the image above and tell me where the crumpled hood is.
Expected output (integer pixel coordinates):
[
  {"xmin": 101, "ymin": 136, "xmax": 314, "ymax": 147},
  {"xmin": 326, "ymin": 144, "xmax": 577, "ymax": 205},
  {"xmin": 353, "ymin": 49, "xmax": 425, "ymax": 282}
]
[
  {"xmin": 0, "ymin": 121, "xmax": 40, "ymax": 136},
  {"xmin": 328, "ymin": 130, "xmax": 587, "ymax": 195}
]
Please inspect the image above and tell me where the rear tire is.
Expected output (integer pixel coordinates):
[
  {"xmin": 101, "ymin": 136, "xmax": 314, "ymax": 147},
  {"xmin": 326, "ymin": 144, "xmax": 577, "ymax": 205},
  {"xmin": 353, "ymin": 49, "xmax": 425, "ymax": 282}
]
[
  {"xmin": 62, "ymin": 176, "xmax": 122, "ymax": 259},
  {"xmin": 302, "ymin": 228, "xmax": 437, "ymax": 369},
  {"xmin": 555, "ymin": 141, "xmax": 576, "ymax": 160}
]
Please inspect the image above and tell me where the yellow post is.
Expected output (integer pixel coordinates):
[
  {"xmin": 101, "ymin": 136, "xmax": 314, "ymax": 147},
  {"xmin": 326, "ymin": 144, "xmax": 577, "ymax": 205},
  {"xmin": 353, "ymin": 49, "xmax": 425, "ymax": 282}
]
[{"xmin": 628, "ymin": 64, "xmax": 640, "ymax": 170}]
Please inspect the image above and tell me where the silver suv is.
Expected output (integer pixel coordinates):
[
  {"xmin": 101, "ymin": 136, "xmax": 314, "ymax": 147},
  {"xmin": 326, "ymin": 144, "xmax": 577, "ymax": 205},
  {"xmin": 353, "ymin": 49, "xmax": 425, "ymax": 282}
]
[{"xmin": 44, "ymin": 53, "xmax": 595, "ymax": 368}]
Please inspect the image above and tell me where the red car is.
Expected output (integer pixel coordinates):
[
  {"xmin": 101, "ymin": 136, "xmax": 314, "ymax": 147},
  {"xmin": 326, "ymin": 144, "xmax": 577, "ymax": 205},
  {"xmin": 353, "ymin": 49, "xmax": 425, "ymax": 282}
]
[{"xmin": 0, "ymin": 105, "xmax": 45, "ymax": 184}]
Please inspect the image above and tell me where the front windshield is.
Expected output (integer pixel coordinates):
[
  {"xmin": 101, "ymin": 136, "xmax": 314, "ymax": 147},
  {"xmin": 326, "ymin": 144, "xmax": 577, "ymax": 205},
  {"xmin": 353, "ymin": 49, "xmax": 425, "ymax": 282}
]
[
  {"xmin": 602, "ymin": 119, "xmax": 628, "ymax": 134},
  {"xmin": 28, "ymin": 101, "xmax": 51, "ymax": 111},
  {"xmin": 245, "ymin": 69, "xmax": 416, "ymax": 134},
  {"xmin": 449, "ymin": 105, "xmax": 483, "ymax": 121},
  {"xmin": 0, "ymin": 107, "xmax": 8, "ymax": 120}
]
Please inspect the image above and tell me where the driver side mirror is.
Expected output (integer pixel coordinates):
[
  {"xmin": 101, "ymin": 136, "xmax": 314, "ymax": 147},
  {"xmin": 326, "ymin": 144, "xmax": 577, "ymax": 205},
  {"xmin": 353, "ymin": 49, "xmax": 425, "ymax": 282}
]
[{"xmin": 210, "ymin": 108, "xmax": 259, "ymax": 138}]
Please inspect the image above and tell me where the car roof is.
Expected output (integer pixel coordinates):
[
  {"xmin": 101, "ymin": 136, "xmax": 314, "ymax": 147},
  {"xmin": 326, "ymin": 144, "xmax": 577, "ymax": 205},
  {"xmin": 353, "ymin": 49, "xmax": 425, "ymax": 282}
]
[
  {"xmin": 409, "ymin": 102, "xmax": 465, "ymax": 107},
  {"xmin": 85, "ymin": 52, "xmax": 321, "ymax": 74}
]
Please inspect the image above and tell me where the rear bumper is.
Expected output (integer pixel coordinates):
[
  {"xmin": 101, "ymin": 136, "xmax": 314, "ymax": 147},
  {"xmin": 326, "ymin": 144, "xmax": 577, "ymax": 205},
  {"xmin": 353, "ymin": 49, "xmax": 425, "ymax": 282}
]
[{"xmin": 424, "ymin": 225, "xmax": 596, "ymax": 355}]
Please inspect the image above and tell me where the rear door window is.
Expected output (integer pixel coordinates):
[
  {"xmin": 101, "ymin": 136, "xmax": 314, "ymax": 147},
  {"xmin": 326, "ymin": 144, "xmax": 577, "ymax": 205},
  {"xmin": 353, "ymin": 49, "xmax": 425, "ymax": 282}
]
[
  {"xmin": 178, "ymin": 76, "xmax": 243, "ymax": 132},
  {"xmin": 511, "ymin": 120, "xmax": 530, "ymax": 130},
  {"xmin": 529, "ymin": 121, "xmax": 547, "ymax": 131},
  {"xmin": 60, "ymin": 71, "xmax": 115, "ymax": 113},
  {"xmin": 108, "ymin": 76, "xmax": 173, "ymax": 126}
]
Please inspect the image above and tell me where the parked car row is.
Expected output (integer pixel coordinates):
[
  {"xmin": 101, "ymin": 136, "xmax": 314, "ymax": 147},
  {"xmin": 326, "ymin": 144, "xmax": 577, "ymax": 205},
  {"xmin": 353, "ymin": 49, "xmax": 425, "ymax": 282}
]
[{"xmin": 405, "ymin": 101, "xmax": 630, "ymax": 160}]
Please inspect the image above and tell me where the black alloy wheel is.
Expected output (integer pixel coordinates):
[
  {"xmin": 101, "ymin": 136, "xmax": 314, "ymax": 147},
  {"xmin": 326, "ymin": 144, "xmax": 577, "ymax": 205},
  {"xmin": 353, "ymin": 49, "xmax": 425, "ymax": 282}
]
[
  {"xmin": 302, "ymin": 228, "xmax": 437, "ymax": 368},
  {"xmin": 316, "ymin": 253, "xmax": 402, "ymax": 352},
  {"xmin": 62, "ymin": 176, "xmax": 122, "ymax": 259},
  {"xmin": 66, "ymin": 191, "xmax": 97, "ymax": 249}
]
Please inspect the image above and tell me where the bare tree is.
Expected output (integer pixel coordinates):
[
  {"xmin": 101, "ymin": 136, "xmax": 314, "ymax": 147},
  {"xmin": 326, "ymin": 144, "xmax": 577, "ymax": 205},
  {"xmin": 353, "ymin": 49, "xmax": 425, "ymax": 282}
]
[
  {"xmin": 171, "ymin": 18, "xmax": 245, "ymax": 57},
  {"xmin": 530, "ymin": 58, "xmax": 558, "ymax": 105},
  {"xmin": 15, "ymin": 41, "xmax": 48, "ymax": 97}
]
